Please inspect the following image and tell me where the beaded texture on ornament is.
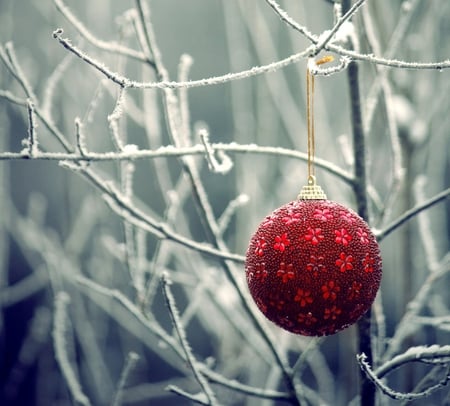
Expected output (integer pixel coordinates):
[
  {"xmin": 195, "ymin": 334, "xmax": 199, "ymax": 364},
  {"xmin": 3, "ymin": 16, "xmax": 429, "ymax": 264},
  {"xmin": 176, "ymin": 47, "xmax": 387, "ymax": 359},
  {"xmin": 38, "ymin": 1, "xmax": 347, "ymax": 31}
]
[{"xmin": 245, "ymin": 192, "xmax": 382, "ymax": 336}]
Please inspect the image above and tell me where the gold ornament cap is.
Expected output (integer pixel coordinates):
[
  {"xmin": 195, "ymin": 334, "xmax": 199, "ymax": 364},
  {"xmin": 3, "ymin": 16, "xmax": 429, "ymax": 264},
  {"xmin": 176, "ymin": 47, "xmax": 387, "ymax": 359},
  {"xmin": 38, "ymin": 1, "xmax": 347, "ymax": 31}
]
[{"xmin": 298, "ymin": 175, "xmax": 327, "ymax": 200}]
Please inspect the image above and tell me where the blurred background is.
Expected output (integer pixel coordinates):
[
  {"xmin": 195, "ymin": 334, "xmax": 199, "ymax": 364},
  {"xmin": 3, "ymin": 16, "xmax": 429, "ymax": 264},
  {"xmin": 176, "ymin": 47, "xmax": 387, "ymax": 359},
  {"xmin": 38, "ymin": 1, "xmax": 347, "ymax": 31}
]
[{"xmin": 0, "ymin": 0, "xmax": 449, "ymax": 405}]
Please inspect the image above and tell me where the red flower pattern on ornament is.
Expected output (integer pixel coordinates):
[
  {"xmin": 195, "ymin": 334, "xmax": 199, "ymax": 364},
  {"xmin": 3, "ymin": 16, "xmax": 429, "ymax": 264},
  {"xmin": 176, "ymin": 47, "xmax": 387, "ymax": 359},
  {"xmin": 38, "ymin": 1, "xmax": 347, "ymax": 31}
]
[
  {"xmin": 348, "ymin": 281, "xmax": 362, "ymax": 300},
  {"xmin": 304, "ymin": 227, "xmax": 324, "ymax": 245},
  {"xmin": 306, "ymin": 255, "xmax": 326, "ymax": 277},
  {"xmin": 269, "ymin": 295, "xmax": 285, "ymax": 310},
  {"xmin": 339, "ymin": 211, "xmax": 356, "ymax": 224},
  {"xmin": 336, "ymin": 252, "xmax": 354, "ymax": 272},
  {"xmin": 313, "ymin": 208, "xmax": 333, "ymax": 221},
  {"xmin": 356, "ymin": 228, "xmax": 370, "ymax": 244},
  {"xmin": 335, "ymin": 228, "xmax": 352, "ymax": 246},
  {"xmin": 324, "ymin": 305, "xmax": 342, "ymax": 320},
  {"xmin": 363, "ymin": 253, "xmax": 375, "ymax": 273},
  {"xmin": 321, "ymin": 280, "xmax": 340, "ymax": 300},
  {"xmin": 297, "ymin": 312, "xmax": 318, "ymax": 326},
  {"xmin": 277, "ymin": 262, "xmax": 295, "ymax": 283},
  {"xmin": 261, "ymin": 214, "xmax": 276, "ymax": 227},
  {"xmin": 254, "ymin": 263, "xmax": 267, "ymax": 281},
  {"xmin": 254, "ymin": 238, "xmax": 267, "ymax": 257},
  {"xmin": 273, "ymin": 233, "xmax": 290, "ymax": 252},
  {"xmin": 294, "ymin": 289, "xmax": 313, "ymax": 307},
  {"xmin": 282, "ymin": 211, "xmax": 302, "ymax": 225}
]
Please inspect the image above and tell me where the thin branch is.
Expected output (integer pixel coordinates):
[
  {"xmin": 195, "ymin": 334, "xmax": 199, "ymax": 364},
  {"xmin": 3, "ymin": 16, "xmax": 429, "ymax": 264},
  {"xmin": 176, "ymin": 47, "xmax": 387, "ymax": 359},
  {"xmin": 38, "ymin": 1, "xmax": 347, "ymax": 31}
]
[
  {"xmin": 375, "ymin": 188, "xmax": 450, "ymax": 241},
  {"xmin": 0, "ymin": 89, "xmax": 27, "ymax": 106},
  {"xmin": 199, "ymin": 366, "xmax": 293, "ymax": 402},
  {"xmin": 0, "ymin": 143, "xmax": 354, "ymax": 184},
  {"xmin": 357, "ymin": 353, "xmax": 450, "ymax": 401},
  {"xmin": 111, "ymin": 352, "xmax": 140, "ymax": 406},
  {"xmin": 53, "ymin": 291, "xmax": 92, "ymax": 406},
  {"xmin": 161, "ymin": 272, "xmax": 218, "ymax": 406},
  {"xmin": 41, "ymin": 52, "xmax": 73, "ymax": 118},
  {"xmin": 75, "ymin": 274, "xmax": 184, "ymax": 359},
  {"xmin": 25, "ymin": 99, "xmax": 39, "ymax": 157},
  {"xmin": 1, "ymin": 42, "xmax": 37, "ymax": 101},
  {"xmin": 166, "ymin": 385, "xmax": 209, "ymax": 406},
  {"xmin": 53, "ymin": 0, "xmax": 149, "ymax": 64},
  {"xmin": 75, "ymin": 118, "xmax": 88, "ymax": 156},
  {"xmin": 217, "ymin": 194, "xmax": 249, "ymax": 235},
  {"xmin": 52, "ymin": 29, "xmax": 450, "ymax": 95},
  {"xmin": 264, "ymin": 0, "xmax": 316, "ymax": 42},
  {"xmin": 108, "ymin": 86, "xmax": 127, "ymax": 151},
  {"xmin": 199, "ymin": 128, "xmax": 234, "ymax": 174},
  {"xmin": 132, "ymin": 3, "xmax": 302, "ymax": 402},
  {"xmin": 1, "ymin": 43, "xmax": 73, "ymax": 152},
  {"xmin": 414, "ymin": 176, "xmax": 440, "ymax": 269},
  {"xmin": 313, "ymin": 0, "xmax": 367, "ymax": 55},
  {"xmin": 375, "ymin": 345, "xmax": 450, "ymax": 379},
  {"xmin": 382, "ymin": 254, "xmax": 450, "ymax": 361}
]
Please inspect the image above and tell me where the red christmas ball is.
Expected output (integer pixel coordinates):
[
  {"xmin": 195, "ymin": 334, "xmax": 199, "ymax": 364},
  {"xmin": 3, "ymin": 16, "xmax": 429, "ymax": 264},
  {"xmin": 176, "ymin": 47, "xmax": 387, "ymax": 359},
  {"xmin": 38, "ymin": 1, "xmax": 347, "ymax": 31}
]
[{"xmin": 245, "ymin": 199, "xmax": 382, "ymax": 336}]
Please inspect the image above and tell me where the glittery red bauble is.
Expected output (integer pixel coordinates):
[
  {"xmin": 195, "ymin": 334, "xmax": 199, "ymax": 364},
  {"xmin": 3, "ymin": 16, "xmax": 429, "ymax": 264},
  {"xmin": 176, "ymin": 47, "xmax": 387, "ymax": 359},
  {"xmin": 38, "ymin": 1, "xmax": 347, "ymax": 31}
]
[{"xmin": 245, "ymin": 199, "xmax": 382, "ymax": 336}]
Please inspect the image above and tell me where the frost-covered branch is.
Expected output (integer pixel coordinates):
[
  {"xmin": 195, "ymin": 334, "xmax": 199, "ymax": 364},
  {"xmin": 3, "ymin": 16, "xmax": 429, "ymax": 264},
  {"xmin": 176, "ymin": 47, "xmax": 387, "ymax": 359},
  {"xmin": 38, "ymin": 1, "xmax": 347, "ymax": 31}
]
[
  {"xmin": 0, "ymin": 143, "xmax": 353, "ymax": 184},
  {"xmin": 111, "ymin": 352, "xmax": 140, "ymax": 406},
  {"xmin": 53, "ymin": 292, "xmax": 92, "ymax": 406},
  {"xmin": 357, "ymin": 351, "xmax": 450, "ymax": 400},
  {"xmin": 53, "ymin": 0, "xmax": 149, "ymax": 64},
  {"xmin": 161, "ymin": 272, "xmax": 219, "ymax": 406},
  {"xmin": 52, "ymin": 28, "xmax": 450, "ymax": 96},
  {"xmin": 375, "ymin": 187, "xmax": 450, "ymax": 241}
]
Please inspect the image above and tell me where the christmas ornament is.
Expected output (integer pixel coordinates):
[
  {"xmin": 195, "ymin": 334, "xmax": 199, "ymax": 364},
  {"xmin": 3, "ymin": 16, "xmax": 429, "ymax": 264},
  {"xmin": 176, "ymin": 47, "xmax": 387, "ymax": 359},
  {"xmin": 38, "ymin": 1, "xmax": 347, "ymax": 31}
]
[{"xmin": 245, "ymin": 58, "xmax": 382, "ymax": 336}]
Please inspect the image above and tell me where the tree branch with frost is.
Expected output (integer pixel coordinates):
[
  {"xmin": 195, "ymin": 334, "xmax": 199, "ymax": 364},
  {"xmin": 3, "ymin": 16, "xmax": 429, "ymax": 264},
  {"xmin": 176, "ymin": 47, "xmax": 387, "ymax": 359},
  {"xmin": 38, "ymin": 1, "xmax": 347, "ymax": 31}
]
[
  {"xmin": 52, "ymin": 27, "xmax": 450, "ymax": 98},
  {"xmin": 375, "ymin": 187, "xmax": 450, "ymax": 241},
  {"xmin": 74, "ymin": 118, "xmax": 88, "ymax": 156},
  {"xmin": 375, "ymin": 345, "xmax": 450, "ymax": 379},
  {"xmin": 0, "ymin": 42, "xmax": 37, "ymax": 101},
  {"xmin": 263, "ymin": 0, "xmax": 450, "ymax": 69},
  {"xmin": 199, "ymin": 128, "xmax": 233, "ymax": 174},
  {"xmin": 265, "ymin": 0, "xmax": 367, "ymax": 53},
  {"xmin": 75, "ymin": 274, "xmax": 184, "ymax": 359},
  {"xmin": 0, "ymin": 43, "xmax": 73, "ymax": 152},
  {"xmin": 108, "ymin": 86, "xmax": 128, "ymax": 151},
  {"xmin": 382, "ymin": 254, "xmax": 450, "ymax": 361},
  {"xmin": 357, "ymin": 350, "xmax": 450, "ymax": 400},
  {"xmin": 128, "ymin": 7, "xmax": 302, "ymax": 400},
  {"xmin": 0, "ymin": 142, "xmax": 354, "ymax": 185},
  {"xmin": 66, "ymin": 164, "xmax": 246, "ymax": 262},
  {"xmin": 53, "ymin": 291, "xmax": 92, "ymax": 406},
  {"xmin": 25, "ymin": 99, "xmax": 39, "ymax": 157},
  {"xmin": 161, "ymin": 272, "xmax": 219, "ymax": 406},
  {"xmin": 217, "ymin": 194, "xmax": 249, "ymax": 235},
  {"xmin": 53, "ymin": 0, "xmax": 150, "ymax": 64},
  {"xmin": 111, "ymin": 352, "xmax": 140, "ymax": 406}
]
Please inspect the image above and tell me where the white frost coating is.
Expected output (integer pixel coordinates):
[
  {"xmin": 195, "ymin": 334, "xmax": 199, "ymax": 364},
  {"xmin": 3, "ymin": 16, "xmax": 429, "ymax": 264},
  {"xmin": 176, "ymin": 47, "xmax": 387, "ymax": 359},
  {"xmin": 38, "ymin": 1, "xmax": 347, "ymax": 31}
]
[
  {"xmin": 122, "ymin": 143, "xmax": 139, "ymax": 153},
  {"xmin": 333, "ymin": 21, "xmax": 355, "ymax": 43}
]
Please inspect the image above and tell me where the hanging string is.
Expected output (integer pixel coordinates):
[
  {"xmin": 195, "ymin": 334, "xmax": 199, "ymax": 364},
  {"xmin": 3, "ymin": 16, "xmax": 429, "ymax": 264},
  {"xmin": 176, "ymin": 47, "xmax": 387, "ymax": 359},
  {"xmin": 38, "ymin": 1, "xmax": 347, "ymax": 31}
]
[{"xmin": 306, "ymin": 55, "xmax": 334, "ymax": 183}]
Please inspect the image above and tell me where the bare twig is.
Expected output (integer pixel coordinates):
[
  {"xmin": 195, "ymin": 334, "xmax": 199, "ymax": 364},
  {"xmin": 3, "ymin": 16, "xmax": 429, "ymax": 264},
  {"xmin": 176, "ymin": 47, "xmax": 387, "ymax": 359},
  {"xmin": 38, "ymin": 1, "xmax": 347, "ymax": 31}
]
[
  {"xmin": 53, "ymin": 291, "xmax": 92, "ymax": 406},
  {"xmin": 53, "ymin": 0, "xmax": 149, "ymax": 64},
  {"xmin": 375, "ymin": 188, "xmax": 450, "ymax": 241},
  {"xmin": 52, "ymin": 29, "xmax": 450, "ymax": 95},
  {"xmin": 357, "ymin": 352, "xmax": 450, "ymax": 400},
  {"xmin": 0, "ymin": 143, "xmax": 353, "ymax": 184},
  {"xmin": 161, "ymin": 272, "xmax": 219, "ymax": 406},
  {"xmin": 111, "ymin": 352, "xmax": 140, "ymax": 406}
]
